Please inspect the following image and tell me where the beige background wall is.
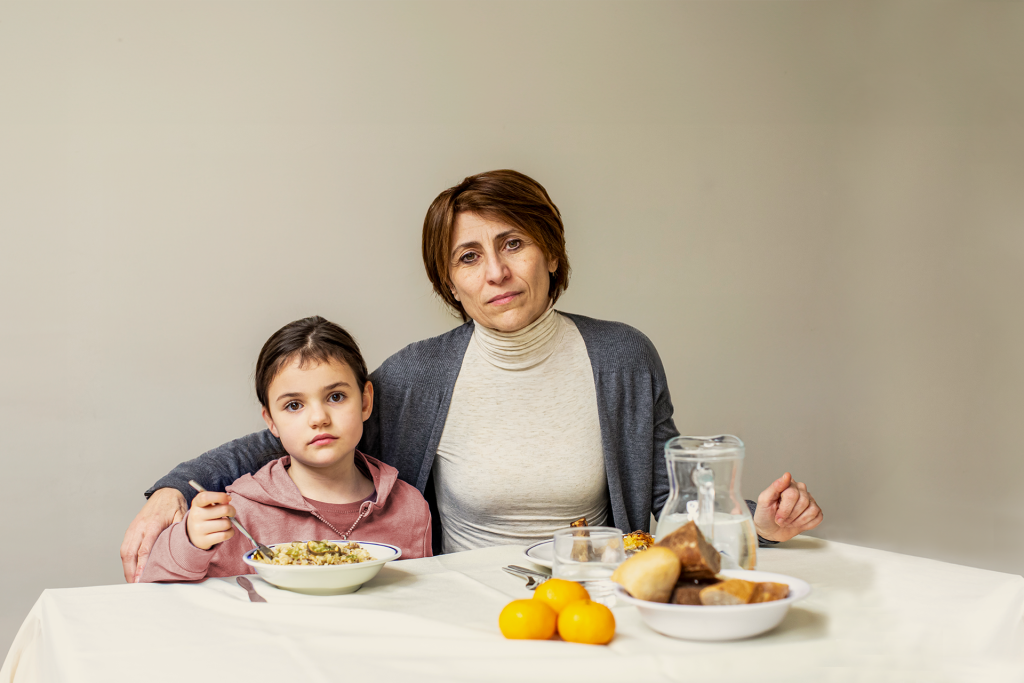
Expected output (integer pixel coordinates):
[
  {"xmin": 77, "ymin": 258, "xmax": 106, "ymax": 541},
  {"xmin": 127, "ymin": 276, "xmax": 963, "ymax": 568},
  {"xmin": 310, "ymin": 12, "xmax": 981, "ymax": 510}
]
[{"xmin": 2, "ymin": 0, "xmax": 1022, "ymax": 655}]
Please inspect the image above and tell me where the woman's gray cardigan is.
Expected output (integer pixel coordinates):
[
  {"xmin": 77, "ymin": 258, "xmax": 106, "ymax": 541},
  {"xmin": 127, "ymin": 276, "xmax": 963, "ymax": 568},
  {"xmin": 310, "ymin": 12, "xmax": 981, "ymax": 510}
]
[{"xmin": 147, "ymin": 312, "xmax": 752, "ymax": 555}]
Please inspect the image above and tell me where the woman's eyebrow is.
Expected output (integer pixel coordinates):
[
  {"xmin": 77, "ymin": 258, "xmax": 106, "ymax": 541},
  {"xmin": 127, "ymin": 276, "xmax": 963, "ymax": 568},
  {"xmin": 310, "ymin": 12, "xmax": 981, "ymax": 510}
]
[{"xmin": 450, "ymin": 239, "xmax": 481, "ymax": 258}]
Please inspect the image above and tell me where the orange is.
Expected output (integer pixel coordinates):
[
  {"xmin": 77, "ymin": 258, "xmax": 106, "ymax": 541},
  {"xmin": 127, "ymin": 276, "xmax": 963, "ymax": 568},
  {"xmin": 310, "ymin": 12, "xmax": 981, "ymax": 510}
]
[
  {"xmin": 532, "ymin": 578, "xmax": 591, "ymax": 615},
  {"xmin": 557, "ymin": 599, "xmax": 616, "ymax": 645},
  {"xmin": 498, "ymin": 599, "xmax": 557, "ymax": 640}
]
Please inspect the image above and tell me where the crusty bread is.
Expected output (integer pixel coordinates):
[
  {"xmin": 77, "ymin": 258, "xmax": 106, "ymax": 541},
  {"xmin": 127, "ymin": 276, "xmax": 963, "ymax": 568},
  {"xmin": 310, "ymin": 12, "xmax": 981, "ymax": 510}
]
[
  {"xmin": 670, "ymin": 585, "xmax": 704, "ymax": 605},
  {"xmin": 655, "ymin": 521, "xmax": 721, "ymax": 579},
  {"xmin": 699, "ymin": 579, "xmax": 758, "ymax": 606},
  {"xmin": 671, "ymin": 577, "xmax": 722, "ymax": 605},
  {"xmin": 750, "ymin": 581, "xmax": 789, "ymax": 603},
  {"xmin": 611, "ymin": 546, "xmax": 681, "ymax": 603}
]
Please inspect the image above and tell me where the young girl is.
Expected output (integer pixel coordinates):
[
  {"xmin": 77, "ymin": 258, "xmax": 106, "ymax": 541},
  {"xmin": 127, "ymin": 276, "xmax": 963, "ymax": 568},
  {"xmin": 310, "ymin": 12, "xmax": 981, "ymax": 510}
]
[{"xmin": 140, "ymin": 316, "xmax": 432, "ymax": 582}]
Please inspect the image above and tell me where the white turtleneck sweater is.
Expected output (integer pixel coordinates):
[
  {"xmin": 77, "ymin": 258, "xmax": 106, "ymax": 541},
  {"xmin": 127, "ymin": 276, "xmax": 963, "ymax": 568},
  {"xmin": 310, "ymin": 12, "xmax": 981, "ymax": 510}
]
[{"xmin": 433, "ymin": 308, "xmax": 609, "ymax": 553}]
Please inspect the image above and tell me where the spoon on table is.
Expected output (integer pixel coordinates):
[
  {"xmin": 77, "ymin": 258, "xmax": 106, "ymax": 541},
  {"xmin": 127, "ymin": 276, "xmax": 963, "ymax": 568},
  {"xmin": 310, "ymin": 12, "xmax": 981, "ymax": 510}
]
[{"xmin": 188, "ymin": 480, "xmax": 275, "ymax": 561}]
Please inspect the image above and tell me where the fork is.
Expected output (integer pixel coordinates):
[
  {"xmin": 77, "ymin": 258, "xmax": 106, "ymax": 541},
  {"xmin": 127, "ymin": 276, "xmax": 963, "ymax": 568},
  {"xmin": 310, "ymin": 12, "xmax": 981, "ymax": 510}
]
[{"xmin": 502, "ymin": 565, "xmax": 551, "ymax": 591}]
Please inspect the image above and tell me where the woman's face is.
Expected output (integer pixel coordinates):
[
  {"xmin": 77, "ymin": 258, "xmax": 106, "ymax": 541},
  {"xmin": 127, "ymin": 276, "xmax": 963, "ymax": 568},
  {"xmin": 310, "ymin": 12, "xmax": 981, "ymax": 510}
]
[{"xmin": 449, "ymin": 212, "xmax": 558, "ymax": 332}]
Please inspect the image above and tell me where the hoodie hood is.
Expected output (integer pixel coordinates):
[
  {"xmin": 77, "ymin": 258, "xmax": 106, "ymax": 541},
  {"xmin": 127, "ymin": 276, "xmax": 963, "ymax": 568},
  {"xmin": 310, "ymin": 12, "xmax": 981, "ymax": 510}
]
[{"xmin": 227, "ymin": 450, "xmax": 398, "ymax": 513}]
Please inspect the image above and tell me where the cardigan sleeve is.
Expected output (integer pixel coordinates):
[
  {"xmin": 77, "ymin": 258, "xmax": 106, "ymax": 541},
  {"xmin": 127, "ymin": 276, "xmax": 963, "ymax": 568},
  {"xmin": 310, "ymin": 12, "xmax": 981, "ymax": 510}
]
[
  {"xmin": 650, "ymin": 364, "xmax": 679, "ymax": 518},
  {"xmin": 144, "ymin": 430, "xmax": 284, "ymax": 506}
]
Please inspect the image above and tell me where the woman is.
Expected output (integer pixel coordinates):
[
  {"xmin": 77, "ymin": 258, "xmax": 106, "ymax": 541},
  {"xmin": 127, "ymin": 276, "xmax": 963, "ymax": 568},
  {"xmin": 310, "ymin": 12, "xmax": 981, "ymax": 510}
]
[{"xmin": 121, "ymin": 170, "xmax": 822, "ymax": 580}]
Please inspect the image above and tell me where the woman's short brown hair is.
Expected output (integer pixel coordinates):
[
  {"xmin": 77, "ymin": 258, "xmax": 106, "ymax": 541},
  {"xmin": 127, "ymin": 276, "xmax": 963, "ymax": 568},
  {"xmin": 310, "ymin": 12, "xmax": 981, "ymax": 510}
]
[{"xmin": 422, "ymin": 169, "xmax": 571, "ymax": 322}]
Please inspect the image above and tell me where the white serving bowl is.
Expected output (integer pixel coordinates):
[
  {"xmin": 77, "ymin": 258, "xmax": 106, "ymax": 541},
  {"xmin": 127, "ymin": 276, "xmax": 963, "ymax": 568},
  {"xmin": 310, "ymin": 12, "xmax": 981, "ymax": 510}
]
[
  {"xmin": 615, "ymin": 568, "xmax": 811, "ymax": 641},
  {"xmin": 242, "ymin": 540, "xmax": 401, "ymax": 595}
]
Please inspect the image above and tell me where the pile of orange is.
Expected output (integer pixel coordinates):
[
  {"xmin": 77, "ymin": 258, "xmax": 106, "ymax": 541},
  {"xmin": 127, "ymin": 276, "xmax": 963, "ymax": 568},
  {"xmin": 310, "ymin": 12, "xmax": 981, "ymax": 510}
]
[{"xmin": 498, "ymin": 579, "xmax": 615, "ymax": 645}]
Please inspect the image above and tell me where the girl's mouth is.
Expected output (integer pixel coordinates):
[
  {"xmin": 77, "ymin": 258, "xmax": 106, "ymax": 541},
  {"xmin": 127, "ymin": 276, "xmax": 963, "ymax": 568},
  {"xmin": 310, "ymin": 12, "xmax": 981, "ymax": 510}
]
[{"xmin": 309, "ymin": 434, "xmax": 338, "ymax": 447}]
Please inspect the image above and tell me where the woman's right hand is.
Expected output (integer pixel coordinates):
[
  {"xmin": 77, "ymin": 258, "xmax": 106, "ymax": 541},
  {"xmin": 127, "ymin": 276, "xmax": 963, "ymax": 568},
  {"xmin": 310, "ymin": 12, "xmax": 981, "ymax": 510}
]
[
  {"xmin": 185, "ymin": 491, "xmax": 236, "ymax": 551},
  {"xmin": 120, "ymin": 488, "xmax": 188, "ymax": 583}
]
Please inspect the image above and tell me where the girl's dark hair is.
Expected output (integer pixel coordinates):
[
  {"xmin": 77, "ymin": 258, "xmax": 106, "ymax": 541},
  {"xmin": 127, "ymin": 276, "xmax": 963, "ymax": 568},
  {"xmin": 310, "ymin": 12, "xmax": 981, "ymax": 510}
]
[
  {"xmin": 422, "ymin": 169, "xmax": 571, "ymax": 322},
  {"xmin": 255, "ymin": 316, "xmax": 369, "ymax": 408}
]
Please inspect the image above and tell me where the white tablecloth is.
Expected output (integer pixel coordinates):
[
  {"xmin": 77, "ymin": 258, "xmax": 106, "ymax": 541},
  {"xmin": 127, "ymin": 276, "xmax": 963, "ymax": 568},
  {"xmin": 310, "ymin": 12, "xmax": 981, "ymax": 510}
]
[{"xmin": 4, "ymin": 537, "xmax": 1023, "ymax": 683}]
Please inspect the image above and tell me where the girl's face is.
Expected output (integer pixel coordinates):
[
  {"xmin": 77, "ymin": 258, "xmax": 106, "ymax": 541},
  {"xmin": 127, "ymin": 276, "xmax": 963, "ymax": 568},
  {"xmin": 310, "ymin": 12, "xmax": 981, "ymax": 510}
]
[
  {"xmin": 449, "ymin": 211, "xmax": 558, "ymax": 332},
  {"xmin": 260, "ymin": 356, "xmax": 372, "ymax": 471}
]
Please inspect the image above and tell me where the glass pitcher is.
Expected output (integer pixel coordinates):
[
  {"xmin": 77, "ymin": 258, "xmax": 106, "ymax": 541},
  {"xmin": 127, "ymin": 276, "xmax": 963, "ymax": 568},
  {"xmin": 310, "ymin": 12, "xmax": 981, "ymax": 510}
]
[{"xmin": 655, "ymin": 435, "xmax": 758, "ymax": 570}]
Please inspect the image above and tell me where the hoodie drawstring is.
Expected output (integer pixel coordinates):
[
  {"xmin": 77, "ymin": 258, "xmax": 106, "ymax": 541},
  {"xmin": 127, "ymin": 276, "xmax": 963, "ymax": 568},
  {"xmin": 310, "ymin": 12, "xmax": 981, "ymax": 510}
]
[
  {"xmin": 309, "ymin": 500, "xmax": 373, "ymax": 541},
  {"xmin": 342, "ymin": 501, "xmax": 373, "ymax": 540}
]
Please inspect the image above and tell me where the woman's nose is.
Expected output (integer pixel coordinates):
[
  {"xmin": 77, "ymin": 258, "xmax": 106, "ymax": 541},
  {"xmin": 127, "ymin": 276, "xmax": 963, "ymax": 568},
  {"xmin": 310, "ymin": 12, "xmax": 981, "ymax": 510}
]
[{"xmin": 484, "ymin": 252, "xmax": 510, "ymax": 284}]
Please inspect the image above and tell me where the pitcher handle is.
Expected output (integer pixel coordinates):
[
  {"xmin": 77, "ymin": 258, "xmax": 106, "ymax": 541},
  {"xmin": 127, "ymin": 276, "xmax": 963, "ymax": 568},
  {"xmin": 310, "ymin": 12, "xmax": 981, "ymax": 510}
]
[{"xmin": 692, "ymin": 464, "xmax": 715, "ymax": 542}]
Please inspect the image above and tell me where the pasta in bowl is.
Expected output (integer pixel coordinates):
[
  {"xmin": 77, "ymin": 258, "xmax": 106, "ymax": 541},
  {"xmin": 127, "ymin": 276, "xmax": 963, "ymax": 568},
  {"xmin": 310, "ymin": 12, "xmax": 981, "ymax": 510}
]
[
  {"xmin": 242, "ymin": 540, "xmax": 401, "ymax": 595},
  {"xmin": 251, "ymin": 540, "xmax": 373, "ymax": 566}
]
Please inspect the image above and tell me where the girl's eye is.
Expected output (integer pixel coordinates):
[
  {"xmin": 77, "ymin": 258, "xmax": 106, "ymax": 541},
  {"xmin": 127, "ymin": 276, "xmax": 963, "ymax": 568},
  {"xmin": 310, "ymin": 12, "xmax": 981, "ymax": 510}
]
[
  {"xmin": 285, "ymin": 401, "xmax": 302, "ymax": 411},
  {"xmin": 328, "ymin": 392, "xmax": 345, "ymax": 403}
]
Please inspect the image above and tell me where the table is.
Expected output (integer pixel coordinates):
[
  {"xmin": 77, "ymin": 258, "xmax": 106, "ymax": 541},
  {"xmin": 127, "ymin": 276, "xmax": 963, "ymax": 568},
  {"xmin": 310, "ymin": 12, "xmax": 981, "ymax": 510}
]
[{"xmin": 4, "ymin": 537, "xmax": 1024, "ymax": 683}]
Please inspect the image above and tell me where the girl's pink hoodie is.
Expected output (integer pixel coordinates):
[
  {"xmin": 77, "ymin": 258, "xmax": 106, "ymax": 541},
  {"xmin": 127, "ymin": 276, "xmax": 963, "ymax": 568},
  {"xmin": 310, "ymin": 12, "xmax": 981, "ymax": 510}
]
[{"xmin": 140, "ymin": 451, "xmax": 432, "ymax": 582}]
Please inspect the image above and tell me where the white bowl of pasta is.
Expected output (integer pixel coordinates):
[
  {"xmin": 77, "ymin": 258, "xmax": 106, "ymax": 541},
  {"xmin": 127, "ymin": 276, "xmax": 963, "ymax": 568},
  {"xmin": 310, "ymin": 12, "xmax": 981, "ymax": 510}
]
[{"xmin": 241, "ymin": 540, "xmax": 402, "ymax": 595}]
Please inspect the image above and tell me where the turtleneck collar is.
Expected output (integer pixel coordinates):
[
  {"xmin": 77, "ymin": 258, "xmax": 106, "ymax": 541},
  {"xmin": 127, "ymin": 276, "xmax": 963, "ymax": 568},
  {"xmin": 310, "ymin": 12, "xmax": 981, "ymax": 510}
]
[{"xmin": 470, "ymin": 306, "xmax": 563, "ymax": 370}]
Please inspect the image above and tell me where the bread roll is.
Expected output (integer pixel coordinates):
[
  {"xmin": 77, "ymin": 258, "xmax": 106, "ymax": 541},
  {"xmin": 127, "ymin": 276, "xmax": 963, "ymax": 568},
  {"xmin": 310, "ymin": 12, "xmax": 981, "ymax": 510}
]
[
  {"xmin": 750, "ymin": 581, "xmax": 789, "ymax": 603},
  {"xmin": 611, "ymin": 546, "xmax": 681, "ymax": 603},
  {"xmin": 669, "ymin": 585, "xmax": 703, "ymax": 605},
  {"xmin": 655, "ymin": 521, "xmax": 721, "ymax": 579},
  {"xmin": 699, "ymin": 579, "xmax": 757, "ymax": 606},
  {"xmin": 670, "ymin": 577, "xmax": 722, "ymax": 605}
]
